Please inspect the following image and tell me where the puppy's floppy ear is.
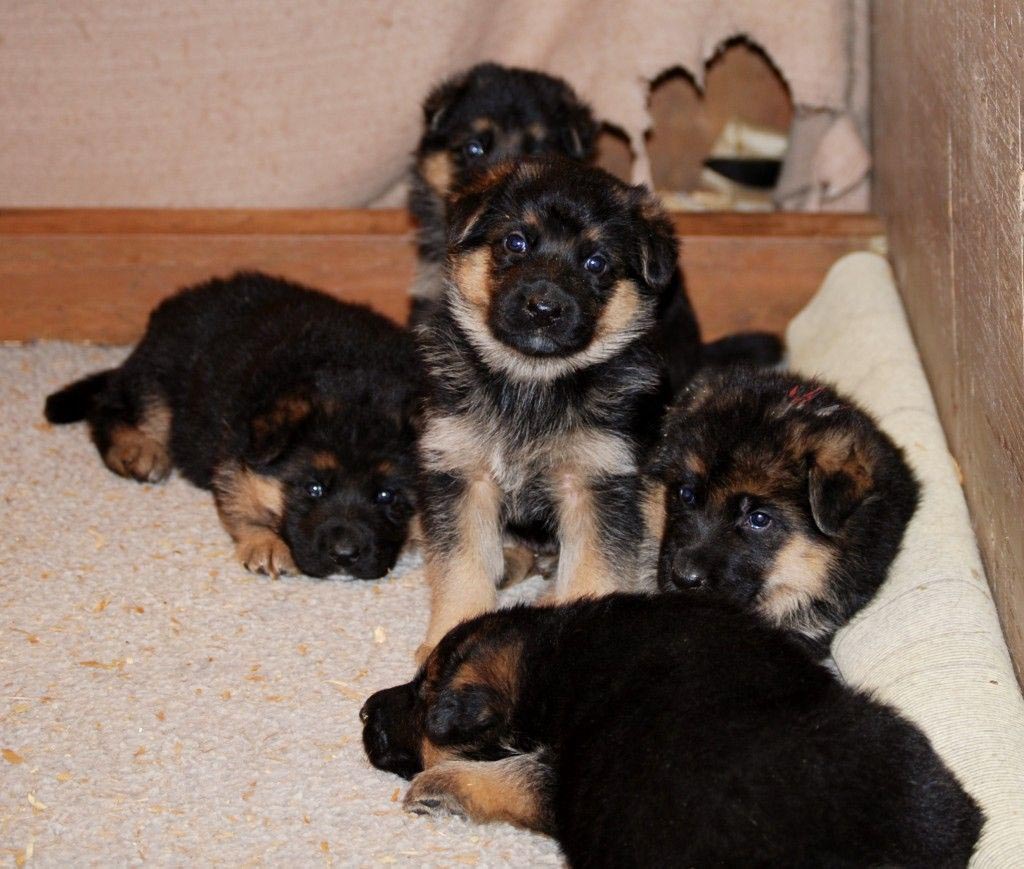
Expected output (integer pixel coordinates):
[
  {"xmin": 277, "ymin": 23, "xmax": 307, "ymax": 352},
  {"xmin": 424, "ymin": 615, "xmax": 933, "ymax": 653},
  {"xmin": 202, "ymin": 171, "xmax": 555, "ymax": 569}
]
[
  {"xmin": 244, "ymin": 396, "xmax": 311, "ymax": 468},
  {"xmin": 631, "ymin": 187, "xmax": 679, "ymax": 291},
  {"xmin": 808, "ymin": 431, "xmax": 875, "ymax": 536},
  {"xmin": 425, "ymin": 684, "xmax": 502, "ymax": 745}
]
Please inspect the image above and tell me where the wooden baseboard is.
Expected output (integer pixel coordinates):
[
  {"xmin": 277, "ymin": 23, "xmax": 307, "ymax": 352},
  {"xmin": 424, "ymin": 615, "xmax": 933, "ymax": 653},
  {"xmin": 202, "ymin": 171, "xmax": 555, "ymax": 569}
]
[{"xmin": 0, "ymin": 209, "xmax": 884, "ymax": 344}]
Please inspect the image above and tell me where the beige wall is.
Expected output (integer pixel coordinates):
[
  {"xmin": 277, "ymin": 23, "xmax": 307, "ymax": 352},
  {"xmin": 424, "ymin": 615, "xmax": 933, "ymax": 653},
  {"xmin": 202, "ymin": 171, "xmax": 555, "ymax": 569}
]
[
  {"xmin": 0, "ymin": 1, "xmax": 862, "ymax": 207},
  {"xmin": 873, "ymin": 2, "xmax": 1024, "ymax": 683}
]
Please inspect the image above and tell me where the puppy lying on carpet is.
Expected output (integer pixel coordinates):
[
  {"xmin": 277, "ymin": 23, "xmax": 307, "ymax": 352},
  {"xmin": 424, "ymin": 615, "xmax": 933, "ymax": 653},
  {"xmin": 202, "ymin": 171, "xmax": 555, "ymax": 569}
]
[
  {"xmin": 647, "ymin": 367, "xmax": 920, "ymax": 655},
  {"xmin": 362, "ymin": 594, "xmax": 983, "ymax": 867},
  {"xmin": 407, "ymin": 62, "xmax": 781, "ymax": 390},
  {"xmin": 45, "ymin": 271, "xmax": 419, "ymax": 580}
]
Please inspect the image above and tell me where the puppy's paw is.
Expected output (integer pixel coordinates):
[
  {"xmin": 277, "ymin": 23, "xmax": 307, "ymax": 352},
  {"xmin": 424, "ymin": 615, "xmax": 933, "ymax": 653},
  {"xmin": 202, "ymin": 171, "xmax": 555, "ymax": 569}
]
[
  {"xmin": 404, "ymin": 771, "xmax": 468, "ymax": 820},
  {"xmin": 104, "ymin": 430, "xmax": 171, "ymax": 483},
  {"xmin": 236, "ymin": 531, "xmax": 296, "ymax": 578}
]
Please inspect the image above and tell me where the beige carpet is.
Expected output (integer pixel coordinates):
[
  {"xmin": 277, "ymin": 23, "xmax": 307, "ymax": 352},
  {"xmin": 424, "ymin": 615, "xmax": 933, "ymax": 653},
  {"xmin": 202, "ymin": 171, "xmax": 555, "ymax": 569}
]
[
  {"xmin": 5, "ymin": 252, "xmax": 1024, "ymax": 866},
  {"xmin": 0, "ymin": 341, "xmax": 559, "ymax": 866}
]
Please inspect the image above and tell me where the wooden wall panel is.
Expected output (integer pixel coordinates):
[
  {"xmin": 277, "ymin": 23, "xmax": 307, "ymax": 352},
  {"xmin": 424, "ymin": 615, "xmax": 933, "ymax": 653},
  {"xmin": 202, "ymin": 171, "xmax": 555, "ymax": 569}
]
[
  {"xmin": 0, "ymin": 210, "xmax": 882, "ymax": 346},
  {"xmin": 873, "ymin": 2, "xmax": 1024, "ymax": 683}
]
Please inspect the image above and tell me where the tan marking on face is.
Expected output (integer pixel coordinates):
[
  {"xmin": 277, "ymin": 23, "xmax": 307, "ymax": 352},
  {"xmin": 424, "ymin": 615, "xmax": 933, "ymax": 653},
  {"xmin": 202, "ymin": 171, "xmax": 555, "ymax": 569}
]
[
  {"xmin": 471, "ymin": 117, "xmax": 495, "ymax": 133},
  {"xmin": 446, "ymin": 273, "xmax": 657, "ymax": 384},
  {"xmin": 594, "ymin": 279, "xmax": 643, "ymax": 341},
  {"xmin": 104, "ymin": 398, "xmax": 172, "ymax": 482},
  {"xmin": 419, "ymin": 150, "xmax": 454, "ymax": 197},
  {"xmin": 757, "ymin": 533, "xmax": 834, "ymax": 625},
  {"xmin": 527, "ymin": 122, "xmax": 547, "ymax": 141},
  {"xmin": 404, "ymin": 753, "xmax": 552, "ymax": 832},
  {"xmin": 312, "ymin": 452, "xmax": 339, "ymax": 471},
  {"xmin": 451, "ymin": 248, "xmax": 492, "ymax": 309},
  {"xmin": 376, "ymin": 460, "xmax": 396, "ymax": 476},
  {"xmin": 682, "ymin": 452, "xmax": 706, "ymax": 477}
]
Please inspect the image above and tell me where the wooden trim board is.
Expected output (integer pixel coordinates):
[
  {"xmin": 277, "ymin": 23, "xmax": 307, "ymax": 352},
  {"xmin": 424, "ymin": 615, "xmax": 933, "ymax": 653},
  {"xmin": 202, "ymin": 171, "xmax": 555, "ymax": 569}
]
[{"xmin": 0, "ymin": 209, "xmax": 884, "ymax": 344}]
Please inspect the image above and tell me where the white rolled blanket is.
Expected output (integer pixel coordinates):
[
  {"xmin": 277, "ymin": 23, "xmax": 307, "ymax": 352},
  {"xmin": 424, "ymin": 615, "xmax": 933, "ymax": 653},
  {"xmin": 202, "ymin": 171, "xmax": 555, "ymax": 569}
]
[{"xmin": 787, "ymin": 252, "xmax": 1024, "ymax": 866}]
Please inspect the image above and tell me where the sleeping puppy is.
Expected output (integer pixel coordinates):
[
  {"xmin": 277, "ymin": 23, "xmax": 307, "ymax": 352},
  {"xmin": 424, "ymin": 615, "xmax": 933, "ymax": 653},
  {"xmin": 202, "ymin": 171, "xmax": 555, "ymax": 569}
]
[
  {"xmin": 45, "ymin": 272, "xmax": 419, "ymax": 580},
  {"xmin": 407, "ymin": 62, "xmax": 599, "ymax": 329},
  {"xmin": 415, "ymin": 158, "xmax": 672, "ymax": 657},
  {"xmin": 647, "ymin": 366, "xmax": 920, "ymax": 655},
  {"xmin": 408, "ymin": 61, "xmax": 781, "ymax": 390},
  {"xmin": 362, "ymin": 595, "xmax": 983, "ymax": 867}
]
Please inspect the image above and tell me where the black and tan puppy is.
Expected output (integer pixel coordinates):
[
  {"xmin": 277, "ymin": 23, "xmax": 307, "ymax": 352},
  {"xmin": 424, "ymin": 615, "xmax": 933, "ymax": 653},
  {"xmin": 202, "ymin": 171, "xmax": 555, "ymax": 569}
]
[
  {"xmin": 416, "ymin": 158, "xmax": 674, "ymax": 656},
  {"xmin": 647, "ymin": 367, "xmax": 920, "ymax": 655},
  {"xmin": 407, "ymin": 62, "xmax": 599, "ymax": 328},
  {"xmin": 362, "ymin": 595, "xmax": 983, "ymax": 867},
  {"xmin": 45, "ymin": 272, "xmax": 419, "ymax": 580}
]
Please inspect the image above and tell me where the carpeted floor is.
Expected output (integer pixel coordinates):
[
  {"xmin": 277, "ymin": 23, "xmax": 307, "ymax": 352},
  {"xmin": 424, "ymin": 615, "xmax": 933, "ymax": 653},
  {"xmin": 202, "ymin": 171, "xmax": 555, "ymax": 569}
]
[{"xmin": 0, "ymin": 342, "xmax": 560, "ymax": 866}]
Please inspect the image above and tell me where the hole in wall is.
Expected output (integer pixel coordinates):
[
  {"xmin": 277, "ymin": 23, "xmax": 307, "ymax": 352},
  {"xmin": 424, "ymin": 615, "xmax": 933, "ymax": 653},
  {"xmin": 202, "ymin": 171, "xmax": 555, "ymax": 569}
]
[{"xmin": 646, "ymin": 37, "xmax": 794, "ymax": 207}]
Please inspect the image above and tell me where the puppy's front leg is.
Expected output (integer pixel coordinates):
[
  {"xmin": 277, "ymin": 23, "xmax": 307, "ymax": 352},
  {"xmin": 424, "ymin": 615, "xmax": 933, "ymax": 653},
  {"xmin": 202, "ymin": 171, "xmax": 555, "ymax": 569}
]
[
  {"xmin": 554, "ymin": 472, "xmax": 641, "ymax": 600},
  {"xmin": 213, "ymin": 461, "xmax": 295, "ymax": 577},
  {"xmin": 404, "ymin": 753, "xmax": 555, "ymax": 833},
  {"xmin": 419, "ymin": 470, "xmax": 504, "ymax": 660}
]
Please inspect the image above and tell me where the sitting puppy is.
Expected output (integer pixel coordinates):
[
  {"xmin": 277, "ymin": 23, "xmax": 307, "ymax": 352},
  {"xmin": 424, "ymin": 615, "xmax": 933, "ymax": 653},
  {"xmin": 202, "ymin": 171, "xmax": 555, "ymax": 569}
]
[
  {"xmin": 45, "ymin": 272, "xmax": 419, "ymax": 579},
  {"xmin": 415, "ymin": 158, "xmax": 673, "ymax": 656},
  {"xmin": 362, "ymin": 595, "xmax": 983, "ymax": 867},
  {"xmin": 647, "ymin": 367, "xmax": 920, "ymax": 655},
  {"xmin": 408, "ymin": 62, "xmax": 780, "ymax": 389},
  {"xmin": 407, "ymin": 62, "xmax": 599, "ymax": 328}
]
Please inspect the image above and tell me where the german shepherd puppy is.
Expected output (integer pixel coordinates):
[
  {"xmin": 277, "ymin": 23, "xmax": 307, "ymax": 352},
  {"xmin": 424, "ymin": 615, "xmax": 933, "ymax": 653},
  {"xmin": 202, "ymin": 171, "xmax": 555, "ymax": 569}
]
[
  {"xmin": 408, "ymin": 63, "xmax": 598, "ymax": 328},
  {"xmin": 647, "ymin": 367, "xmax": 920, "ymax": 656},
  {"xmin": 415, "ymin": 158, "xmax": 674, "ymax": 656},
  {"xmin": 362, "ymin": 595, "xmax": 983, "ymax": 867},
  {"xmin": 44, "ymin": 272, "xmax": 419, "ymax": 580},
  {"xmin": 407, "ymin": 62, "xmax": 781, "ymax": 389}
]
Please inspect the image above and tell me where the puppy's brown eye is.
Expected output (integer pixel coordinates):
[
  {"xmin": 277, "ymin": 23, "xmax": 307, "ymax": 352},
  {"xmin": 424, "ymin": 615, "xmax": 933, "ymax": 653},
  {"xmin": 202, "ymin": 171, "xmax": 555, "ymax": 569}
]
[
  {"xmin": 747, "ymin": 511, "xmax": 772, "ymax": 530},
  {"xmin": 375, "ymin": 488, "xmax": 396, "ymax": 505},
  {"xmin": 504, "ymin": 232, "xmax": 529, "ymax": 253},
  {"xmin": 464, "ymin": 139, "xmax": 486, "ymax": 159},
  {"xmin": 306, "ymin": 482, "xmax": 325, "ymax": 499},
  {"xmin": 584, "ymin": 253, "xmax": 607, "ymax": 274},
  {"xmin": 679, "ymin": 485, "xmax": 697, "ymax": 506}
]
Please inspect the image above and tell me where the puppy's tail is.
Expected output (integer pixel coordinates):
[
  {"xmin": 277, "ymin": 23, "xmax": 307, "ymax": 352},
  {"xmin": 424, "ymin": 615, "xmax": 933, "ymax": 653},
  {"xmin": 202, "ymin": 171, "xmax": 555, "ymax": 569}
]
[
  {"xmin": 44, "ymin": 370, "xmax": 113, "ymax": 424},
  {"xmin": 702, "ymin": 331, "xmax": 784, "ymax": 368}
]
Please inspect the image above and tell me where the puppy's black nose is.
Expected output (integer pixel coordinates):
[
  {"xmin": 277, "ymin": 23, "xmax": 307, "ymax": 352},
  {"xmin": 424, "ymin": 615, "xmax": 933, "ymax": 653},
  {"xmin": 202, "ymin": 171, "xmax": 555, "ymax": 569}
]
[
  {"xmin": 525, "ymin": 292, "xmax": 563, "ymax": 324},
  {"xmin": 671, "ymin": 557, "xmax": 707, "ymax": 590},
  {"xmin": 332, "ymin": 537, "xmax": 361, "ymax": 565}
]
